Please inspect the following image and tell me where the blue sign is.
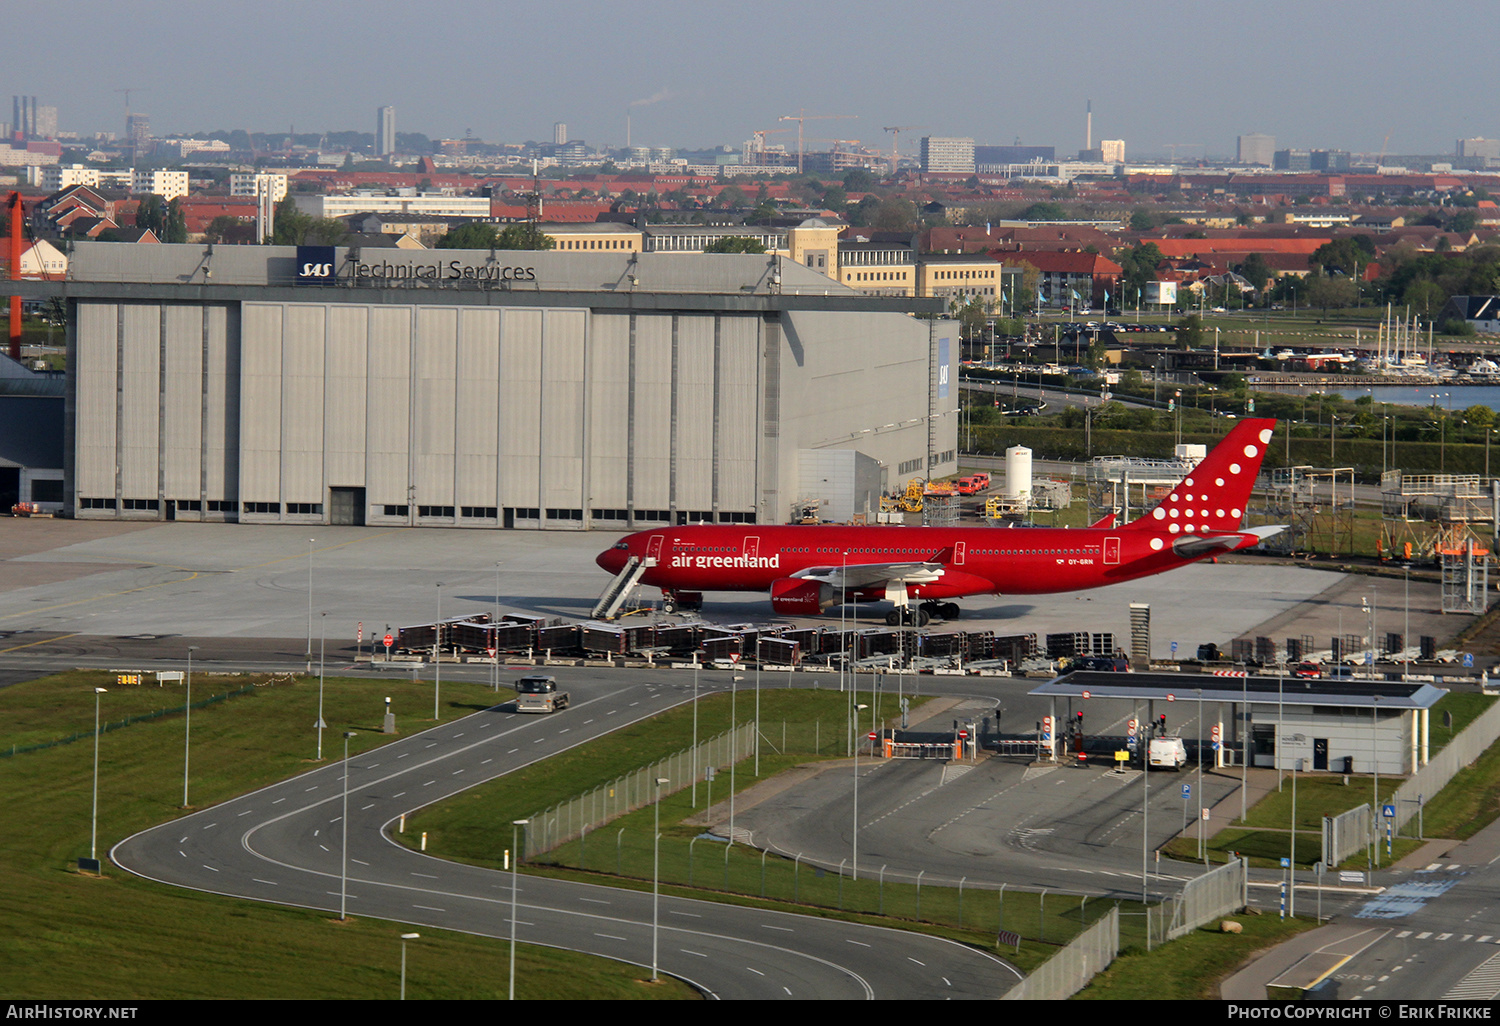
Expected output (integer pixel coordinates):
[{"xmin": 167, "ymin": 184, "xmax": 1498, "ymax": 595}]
[
  {"xmin": 1463, "ymin": 653, "xmax": 1475, "ymax": 668},
  {"xmin": 1181, "ymin": 784, "xmax": 1191, "ymax": 800},
  {"xmin": 1383, "ymin": 804, "xmax": 1396, "ymax": 819},
  {"xmin": 1171, "ymin": 641, "xmax": 1178, "ymax": 655},
  {"xmin": 296, "ymin": 245, "xmax": 336, "ymax": 283}
]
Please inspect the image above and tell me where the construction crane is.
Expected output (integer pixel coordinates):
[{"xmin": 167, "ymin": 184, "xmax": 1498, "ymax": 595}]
[
  {"xmin": 779, "ymin": 110, "xmax": 856, "ymax": 174},
  {"xmin": 882, "ymin": 125, "xmax": 923, "ymax": 170}
]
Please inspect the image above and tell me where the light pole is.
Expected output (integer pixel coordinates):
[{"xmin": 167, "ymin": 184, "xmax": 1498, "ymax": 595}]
[
  {"xmin": 839, "ymin": 550, "xmax": 849, "ymax": 703},
  {"xmin": 691, "ymin": 661, "xmax": 699, "ymax": 807},
  {"xmin": 1403, "ymin": 564, "xmax": 1411, "ymax": 683},
  {"xmin": 317, "ymin": 612, "xmax": 328, "ymax": 761},
  {"xmin": 340, "ymin": 730, "xmax": 356, "ymax": 920},
  {"xmin": 400, "ymin": 933, "xmax": 419, "ymax": 1000},
  {"xmin": 306, "ymin": 538, "xmax": 314, "ymax": 661},
  {"xmin": 652, "ymin": 776, "xmax": 669, "ymax": 983},
  {"xmin": 730, "ymin": 675, "xmax": 741, "ymax": 842},
  {"xmin": 183, "ymin": 645, "xmax": 198, "ymax": 808},
  {"xmin": 504, "ymin": 561, "xmax": 510, "ymax": 696},
  {"xmin": 433, "ymin": 582, "xmax": 443, "ymax": 720},
  {"xmin": 91, "ymin": 686, "xmax": 106, "ymax": 864},
  {"xmin": 853, "ymin": 703, "xmax": 868, "ymax": 880},
  {"xmin": 755, "ymin": 644, "xmax": 762, "ymax": 778},
  {"xmin": 1195, "ymin": 687, "xmax": 1205, "ymax": 861},
  {"xmin": 509, "ymin": 818, "xmax": 528, "ymax": 1000},
  {"xmin": 1372, "ymin": 696, "xmax": 1381, "ymax": 867}
]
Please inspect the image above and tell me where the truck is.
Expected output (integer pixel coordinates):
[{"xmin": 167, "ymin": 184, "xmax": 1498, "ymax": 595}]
[
  {"xmin": 1147, "ymin": 736, "xmax": 1188, "ymax": 771},
  {"xmin": 513, "ymin": 675, "xmax": 570, "ymax": 714},
  {"xmin": 954, "ymin": 472, "xmax": 991, "ymax": 495}
]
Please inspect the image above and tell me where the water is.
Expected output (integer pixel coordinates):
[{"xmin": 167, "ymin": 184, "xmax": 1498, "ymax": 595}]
[{"xmin": 1332, "ymin": 384, "xmax": 1500, "ymax": 414}]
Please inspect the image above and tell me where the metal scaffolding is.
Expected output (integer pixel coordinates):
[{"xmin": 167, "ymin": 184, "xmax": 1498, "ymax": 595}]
[
  {"xmin": 1246, "ymin": 466, "xmax": 1356, "ymax": 556},
  {"xmin": 1380, "ymin": 471, "xmax": 1496, "ymax": 562},
  {"xmin": 1085, "ymin": 455, "xmax": 1198, "ymax": 522}
]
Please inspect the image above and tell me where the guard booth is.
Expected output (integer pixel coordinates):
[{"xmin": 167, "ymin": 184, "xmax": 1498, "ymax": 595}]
[{"xmin": 1028, "ymin": 671, "xmax": 1446, "ymax": 775}]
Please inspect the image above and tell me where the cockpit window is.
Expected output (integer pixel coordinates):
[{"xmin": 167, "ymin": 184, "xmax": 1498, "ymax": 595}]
[{"xmin": 613, "ymin": 542, "xmax": 630, "ymax": 550}]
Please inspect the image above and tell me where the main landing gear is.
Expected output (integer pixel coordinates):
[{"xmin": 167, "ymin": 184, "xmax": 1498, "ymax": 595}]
[{"xmin": 883, "ymin": 602, "xmax": 960, "ymax": 627}]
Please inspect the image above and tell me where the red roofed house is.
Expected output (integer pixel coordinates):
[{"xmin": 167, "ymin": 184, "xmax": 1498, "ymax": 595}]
[{"xmin": 1001, "ymin": 250, "xmax": 1122, "ymax": 309}]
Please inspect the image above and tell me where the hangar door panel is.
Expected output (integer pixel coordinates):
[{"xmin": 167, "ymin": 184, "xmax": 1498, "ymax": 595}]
[{"xmin": 675, "ymin": 315, "xmax": 714, "ymax": 512}]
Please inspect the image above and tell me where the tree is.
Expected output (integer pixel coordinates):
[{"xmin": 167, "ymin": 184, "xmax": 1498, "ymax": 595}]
[
  {"xmin": 204, "ymin": 216, "xmax": 256, "ymax": 246},
  {"xmin": 1128, "ymin": 208, "xmax": 1154, "ymax": 232},
  {"xmin": 1017, "ymin": 201, "xmax": 1066, "ymax": 221},
  {"xmin": 1117, "ymin": 242, "xmax": 1164, "ymax": 300},
  {"xmin": 493, "ymin": 224, "xmax": 555, "ymax": 250},
  {"xmin": 135, "ymin": 194, "xmax": 166, "ymax": 235},
  {"xmin": 872, "ymin": 197, "xmax": 918, "ymax": 231},
  {"xmin": 1175, "ymin": 313, "xmax": 1205, "ymax": 350},
  {"xmin": 1305, "ymin": 274, "xmax": 1356, "ymax": 311},
  {"xmin": 163, "ymin": 197, "xmax": 187, "ymax": 244},
  {"xmin": 842, "ymin": 168, "xmax": 877, "ymax": 193},
  {"xmin": 714, "ymin": 184, "xmax": 748, "ymax": 209},
  {"xmin": 1236, "ymin": 253, "xmax": 1274, "ymax": 296},
  {"xmin": 437, "ymin": 222, "xmax": 501, "ymax": 249},
  {"xmin": 704, "ymin": 236, "xmax": 767, "ymax": 254},
  {"xmin": 1461, "ymin": 404, "xmax": 1495, "ymax": 429},
  {"xmin": 269, "ymin": 197, "xmax": 347, "ymax": 246}
]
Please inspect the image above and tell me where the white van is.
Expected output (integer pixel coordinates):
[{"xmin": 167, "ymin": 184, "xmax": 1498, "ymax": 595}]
[{"xmin": 1148, "ymin": 736, "xmax": 1188, "ymax": 771}]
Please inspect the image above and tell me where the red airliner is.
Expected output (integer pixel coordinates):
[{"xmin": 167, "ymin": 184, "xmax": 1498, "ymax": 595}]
[{"xmin": 594, "ymin": 418, "xmax": 1283, "ymax": 625}]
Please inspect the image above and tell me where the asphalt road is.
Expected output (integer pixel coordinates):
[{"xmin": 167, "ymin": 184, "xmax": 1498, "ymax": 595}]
[{"xmin": 109, "ymin": 673, "xmax": 1023, "ymax": 1000}]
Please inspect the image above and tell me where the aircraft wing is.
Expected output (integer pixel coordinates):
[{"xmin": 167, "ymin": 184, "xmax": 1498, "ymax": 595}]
[
  {"xmin": 1171, "ymin": 524, "xmax": 1286, "ymax": 559},
  {"xmin": 792, "ymin": 562, "xmax": 945, "ymax": 590}
]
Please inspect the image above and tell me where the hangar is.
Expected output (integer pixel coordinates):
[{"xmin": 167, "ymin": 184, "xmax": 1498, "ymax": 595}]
[{"xmin": 29, "ymin": 243, "xmax": 956, "ymax": 530}]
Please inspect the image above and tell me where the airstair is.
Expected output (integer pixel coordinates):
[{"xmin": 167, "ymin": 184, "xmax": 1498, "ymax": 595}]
[{"xmin": 591, "ymin": 556, "xmax": 653, "ymax": 620}]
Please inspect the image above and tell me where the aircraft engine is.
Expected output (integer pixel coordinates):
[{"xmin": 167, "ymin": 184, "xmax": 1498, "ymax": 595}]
[{"xmin": 769, "ymin": 577, "xmax": 833, "ymax": 614}]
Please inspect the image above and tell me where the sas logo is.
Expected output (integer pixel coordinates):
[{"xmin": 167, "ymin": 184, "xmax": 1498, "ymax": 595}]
[{"xmin": 296, "ymin": 246, "xmax": 337, "ymax": 282}]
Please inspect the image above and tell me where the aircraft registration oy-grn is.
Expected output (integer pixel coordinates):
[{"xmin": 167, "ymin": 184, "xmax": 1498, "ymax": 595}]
[{"xmin": 595, "ymin": 418, "xmax": 1284, "ymax": 625}]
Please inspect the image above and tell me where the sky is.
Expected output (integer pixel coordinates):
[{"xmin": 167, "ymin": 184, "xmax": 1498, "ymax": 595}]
[{"xmin": 9, "ymin": 0, "xmax": 1494, "ymax": 160}]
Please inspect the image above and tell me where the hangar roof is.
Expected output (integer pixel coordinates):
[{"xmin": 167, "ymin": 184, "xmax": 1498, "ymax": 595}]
[
  {"xmin": 1030, "ymin": 670, "xmax": 1447, "ymax": 711},
  {"xmin": 26, "ymin": 243, "xmax": 945, "ymax": 315}
]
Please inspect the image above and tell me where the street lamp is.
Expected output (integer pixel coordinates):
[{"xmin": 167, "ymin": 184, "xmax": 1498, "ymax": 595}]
[
  {"xmin": 306, "ymin": 538, "xmax": 314, "ymax": 661},
  {"xmin": 652, "ymin": 777, "xmax": 669, "ymax": 983},
  {"xmin": 853, "ymin": 703, "xmax": 868, "ymax": 880},
  {"xmin": 433, "ymin": 582, "xmax": 443, "ymax": 720},
  {"xmin": 317, "ymin": 612, "xmax": 328, "ymax": 761},
  {"xmin": 340, "ymin": 730, "xmax": 356, "ymax": 920},
  {"xmin": 183, "ymin": 645, "xmax": 199, "ymax": 807},
  {"xmin": 400, "ymin": 933, "xmax": 420, "ymax": 1000},
  {"xmin": 91, "ymin": 687, "xmax": 107, "ymax": 864},
  {"xmin": 509, "ymin": 818, "xmax": 528, "ymax": 1000}
]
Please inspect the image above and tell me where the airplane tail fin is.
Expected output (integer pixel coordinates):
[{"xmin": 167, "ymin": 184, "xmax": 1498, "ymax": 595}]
[{"xmin": 1125, "ymin": 418, "xmax": 1277, "ymax": 536}]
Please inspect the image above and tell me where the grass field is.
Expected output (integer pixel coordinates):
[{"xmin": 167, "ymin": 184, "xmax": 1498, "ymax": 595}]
[
  {"xmin": 1163, "ymin": 693, "xmax": 1499, "ymax": 870},
  {"xmin": 401, "ymin": 687, "xmax": 1164, "ymax": 973},
  {"xmin": 0, "ymin": 669, "xmax": 697, "ymax": 1000},
  {"xmin": 1075, "ymin": 911, "xmax": 1318, "ymax": 1000}
]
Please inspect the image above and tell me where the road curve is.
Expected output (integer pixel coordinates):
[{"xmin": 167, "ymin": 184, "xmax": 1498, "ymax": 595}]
[{"xmin": 111, "ymin": 679, "xmax": 1021, "ymax": 999}]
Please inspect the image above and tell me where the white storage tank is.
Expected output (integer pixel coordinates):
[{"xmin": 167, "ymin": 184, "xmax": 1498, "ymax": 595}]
[{"xmin": 1004, "ymin": 445, "xmax": 1032, "ymax": 501}]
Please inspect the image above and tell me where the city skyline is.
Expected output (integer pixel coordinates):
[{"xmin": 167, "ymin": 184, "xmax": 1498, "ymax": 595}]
[{"xmin": 4, "ymin": 0, "xmax": 1496, "ymax": 158}]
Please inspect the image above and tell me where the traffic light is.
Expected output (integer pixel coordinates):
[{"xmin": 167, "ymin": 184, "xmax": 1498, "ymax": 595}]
[{"xmin": 1158, "ymin": 714, "xmax": 1167, "ymax": 736}]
